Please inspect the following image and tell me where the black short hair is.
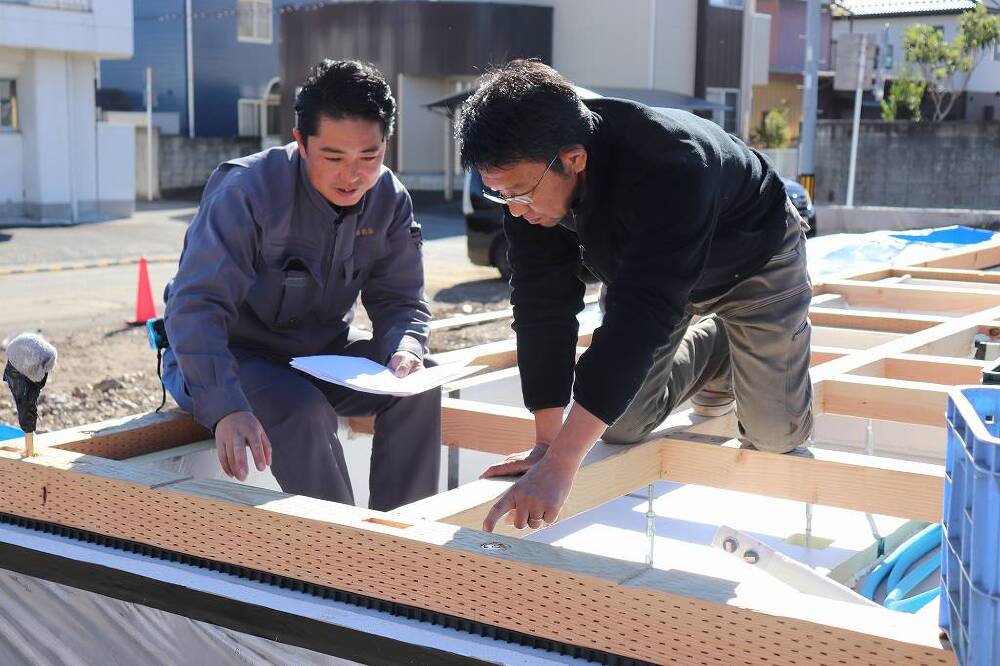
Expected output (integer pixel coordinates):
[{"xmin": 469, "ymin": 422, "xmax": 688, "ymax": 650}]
[
  {"xmin": 294, "ymin": 59, "xmax": 396, "ymax": 143},
  {"xmin": 457, "ymin": 59, "xmax": 594, "ymax": 172}
]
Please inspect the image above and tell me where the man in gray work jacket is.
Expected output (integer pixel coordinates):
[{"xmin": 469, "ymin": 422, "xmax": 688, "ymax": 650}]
[{"xmin": 163, "ymin": 60, "xmax": 440, "ymax": 511}]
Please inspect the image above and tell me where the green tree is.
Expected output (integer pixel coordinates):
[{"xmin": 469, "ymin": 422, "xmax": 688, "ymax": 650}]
[
  {"xmin": 751, "ymin": 107, "xmax": 790, "ymax": 149},
  {"xmin": 902, "ymin": 4, "xmax": 1000, "ymax": 121},
  {"xmin": 880, "ymin": 66, "xmax": 927, "ymax": 121}
]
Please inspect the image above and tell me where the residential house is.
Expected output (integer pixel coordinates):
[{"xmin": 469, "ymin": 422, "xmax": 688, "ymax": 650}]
[
  {"xmin": 281, "ymin": 0, "xmax": 771, "ymax": 192},
  {"xmin": 99, "ymin": 0, "xmax": 315, "ymax": 143},
  {"xmin": 0, "ymin": 0, "xmax": 134, "ymax": 223},
  {"xmin": 753, "ymin": 0, "xmax": 834, "ymax": 141},
  {"xmin": 831, "ymin": 0, "xmax": 1000, "ymax": 121}
]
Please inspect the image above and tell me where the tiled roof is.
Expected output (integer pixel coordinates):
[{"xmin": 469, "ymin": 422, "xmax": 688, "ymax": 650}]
[{"xmin": 832, "ymin": 0, "xmax": 980, "ymax": 17}]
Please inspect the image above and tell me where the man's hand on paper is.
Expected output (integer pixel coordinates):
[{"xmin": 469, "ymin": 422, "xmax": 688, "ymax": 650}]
[
  {"xmin": 214, "ymin": 410, "xmax": 272, "ymax": 481},
  {"xmin": 387, "ymin": 350, "xmax": 423, "ymax": 377}
]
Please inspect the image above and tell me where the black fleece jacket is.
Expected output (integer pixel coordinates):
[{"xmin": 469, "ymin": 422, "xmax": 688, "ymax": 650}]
[{"xmin": 505, "ymin": 98, "xmax": 788, "ymax": 425}]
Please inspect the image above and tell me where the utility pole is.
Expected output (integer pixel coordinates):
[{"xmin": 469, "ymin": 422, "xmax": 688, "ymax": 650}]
[
  {"xmin": 185, "ymin": 0, "xmax": 195, "ymax": 138},
  {"xmin": 845, "ymin": 33, "xmax": 867, "ymax": 208},
  {"xmin": 797, "ymin": 0, "xmax": 821, "ymax": 200},
  {"xmin": 873, "ymin": 22, "xmax": 890, "ymax": 106},
  {"xmin": 145, "ymin": 66, "xmax": 154, "ymax": 203}
]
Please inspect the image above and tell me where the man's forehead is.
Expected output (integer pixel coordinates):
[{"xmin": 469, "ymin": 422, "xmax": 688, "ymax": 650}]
[
  {"xmin": 312, "ymin": 115, "xmax": 384, "ymax": 147},
  {"xmin": 481, "ymin": 162, "xmax": 540, "ymax": 189}
]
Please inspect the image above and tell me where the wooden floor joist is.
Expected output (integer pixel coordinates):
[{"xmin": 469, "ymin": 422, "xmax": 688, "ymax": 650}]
[
  {"xmin": 817, "ymin": 279, "xmax": 1000, "ymax": 315},
  {"xmin": 910, "ymin": 238, "xmax": 1000, "ymax": 269},
  {"xmin": 849, "ymin": 266, "xmax": 1000, "ymax": 285},
  {"xmin": 808, "ymin": 307, "xmax": 949, "ymax": 334}
]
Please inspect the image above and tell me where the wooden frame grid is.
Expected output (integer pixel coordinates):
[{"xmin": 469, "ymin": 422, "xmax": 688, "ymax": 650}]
[{"xmin": 6, "ymin": 239, "xmax": 1000, "ymax": 664}]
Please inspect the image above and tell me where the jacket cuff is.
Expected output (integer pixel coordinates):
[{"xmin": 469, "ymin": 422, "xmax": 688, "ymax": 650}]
[
  {"xmin": 392, "ymin": 334, "xmax": 426, "ymax": 361},
  {"xmin": 192, "ymin": 387, "xmax": 252, "ymax": 431},
  {"xmin": 572, "ymin": 385, "xmax": 618, "ymax": 427}
]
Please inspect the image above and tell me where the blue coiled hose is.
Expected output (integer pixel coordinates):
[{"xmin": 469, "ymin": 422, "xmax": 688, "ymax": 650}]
[{"xmin": 860, "ymin": 523, "xmax": 942, "ymax": 613}]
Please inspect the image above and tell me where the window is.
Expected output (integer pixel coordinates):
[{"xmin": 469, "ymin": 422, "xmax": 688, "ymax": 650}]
[
  {"xmin": 265, "ymin": 100, "xmax": 281, "ymax": 136},
  {"xmin": 709, "ymin": 0, "xmax": 744, "ymax": 8},
  {"xmin": 238, "ymin": 0, "xmax": 272, "ymax": 44},
  {"xmin": 238, "ymin": 99, "xmax": 262, "ymax": 137},
  {"xmin": 0, "ymin": 80, "xmax": 17, "ymax": 131},
  {"xmin": 706, "ymin": 87, "xmax": 739, "ymax": 134}
]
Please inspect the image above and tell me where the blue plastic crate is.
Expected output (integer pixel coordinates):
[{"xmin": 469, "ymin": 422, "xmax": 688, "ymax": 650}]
[{"xmin": 941, "ymin": 387, "xmax": 1000, "ymax": 666}]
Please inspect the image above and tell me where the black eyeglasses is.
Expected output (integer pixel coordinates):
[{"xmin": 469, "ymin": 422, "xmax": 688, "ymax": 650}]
[{"xmin": 481, "ymin": 154, "xmax": 560, "ymax": 206}]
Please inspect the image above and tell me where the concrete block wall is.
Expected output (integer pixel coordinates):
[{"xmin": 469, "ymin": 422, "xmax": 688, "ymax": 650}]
[
  {"xmin": 97, "ymin": 122, "xmax": 134, "ymax": 217},
  {"xmin": 815, "ymin": 120, "xmax": 1000, "ymax": 210},
  {"xmin": 135, "ymin": 126, "xmax": 160, "ymax": 201},
  {"xmin": 158, "ymin": 136, "xmax": 261, "ymax": 194},
  {"xmin": 758, "ymin": 147, "xmax": 798, "ymax": 179}
]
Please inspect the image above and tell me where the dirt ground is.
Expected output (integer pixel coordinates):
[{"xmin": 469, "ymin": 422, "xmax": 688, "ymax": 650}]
[{"xmin": 0, "ymin": 298, "xmax": 517, "ymax": 434}]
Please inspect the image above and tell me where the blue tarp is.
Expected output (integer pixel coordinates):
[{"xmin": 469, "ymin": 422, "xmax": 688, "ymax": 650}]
[
  {"xmin": 0, "ymin": 424, "xmax": 23, "ymax": 441},
  {"xmin": 889, "ymin": 225, "xmax": 995, "ymax": 246},
  {"xmin": 807, "ymin": 225, "xmax": 999, "ymax": 281}
]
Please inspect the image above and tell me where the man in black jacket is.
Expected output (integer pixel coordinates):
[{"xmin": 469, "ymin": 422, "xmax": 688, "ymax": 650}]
[{"xmin": 456, "ymin": 60, "xmax": 813, "ymax": 533}]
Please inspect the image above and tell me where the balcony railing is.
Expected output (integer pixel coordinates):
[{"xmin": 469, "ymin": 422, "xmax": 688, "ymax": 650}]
[{"xmin": 0, "ymin": 0, "xmax": 91, "ymax": 11}]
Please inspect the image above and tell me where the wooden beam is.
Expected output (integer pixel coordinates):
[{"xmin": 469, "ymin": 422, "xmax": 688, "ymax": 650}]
[
  {"xmin": 0, "ymin": 444, "xmax": 191, "ymax": 487},
  {"xmin": 808, "ymin": 307, "xmax": 949, "ymax": 334},
  {"xmin": 349, "ymin": 398, "xmax": 534, "ymax": 456},
  {"xmin": 25, "ymin": 409, "xmax": 209, "ymax": 460},
  {"xmin": 902, "ymin": 328, "xmax": 980, "ymax": 358},
  {"xmin": 395, "ymin": 435, "xmax": 662, "ymax": 534},
  {"xmin": 849, "ymin": 354, "xmax": 987, "ymax": 385},
  {"xmin": 819, "ymin": 280, "xmax": 1000, "ymax": 315},
  {"xmin": 811, "ymin": 346, "xmax": 850, "ymax": 366},
  {"xmin": 438, "ymin": 398, "xmax": 535, "ymax": 454},
  {"xmin": 430, "ymin": 293, "xmax": 601, "ymax": 331},
  {"xmin": 832, "ymin": 267, "xmax": 894, "ymax": 281},
  {"xmin": 810, "ymin": 304, "xmax": 1000, "ymax": 381},
  {"xmin": 429, "ymin": 308, "xmax": 514, "ymax": 331},
  {"xmin": 394, "ymin": 404, "xmax": 946, "ymax": 528},
  {"xmin": 820, "ymin": 376, "xmax": 951, "ymax": 427},
  {"xmin": 884, "ymin": 266, "xmax": 1000, "ymax": 285},
  {"xmin": 658, "ymin": 431, "xmax": 944, "ymax": 523},
  {"xmin": 432, "ymin": 327, "xmax": 596, "ymax": 375},
  {"xmin": 909, "ymin": 238, "xmax": 1000, "ymax": 270},
  {"xmin": 0, "ymin": 451, "xmax": 948, "ymax": 663}
]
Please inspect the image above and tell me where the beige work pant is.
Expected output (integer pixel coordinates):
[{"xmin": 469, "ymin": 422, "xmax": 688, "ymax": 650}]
[{"xmin": 603, "ymin": 199, "xmax": 813, "ymax": 453}]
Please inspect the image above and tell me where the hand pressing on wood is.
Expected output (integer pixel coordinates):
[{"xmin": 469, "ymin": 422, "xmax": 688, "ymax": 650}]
[
  {"xmin": 480, "ymin": 442, "xmax": 550, "ymax": 479},
  {"xmin": 387, "ymin": 350, "xmax": 423, "ymax": 378},
  {"xmin": 480, "ymin": 403, "xmax": 608, "ymax": 533},
  {"xmin": 482, "ymin": 451, "xmax": 578, "ymax": 532},
  {"xmin": 214, "ymin": 410, "xmax": 273, "ymax": 481}
]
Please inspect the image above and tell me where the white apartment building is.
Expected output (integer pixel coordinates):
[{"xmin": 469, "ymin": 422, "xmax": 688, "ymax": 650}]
[{"xmin": 0, "ymin": 0, "xmax": 134, "ymax": 224}]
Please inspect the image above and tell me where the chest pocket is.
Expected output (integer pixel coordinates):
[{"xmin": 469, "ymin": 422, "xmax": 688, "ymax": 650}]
[
  {"xmin": 328, "ymin": 233, "xmax": 382, "ymax": 314},
  {"xmin": 249, "ymin": 244, "xmax": 323, "ymax": 329}
]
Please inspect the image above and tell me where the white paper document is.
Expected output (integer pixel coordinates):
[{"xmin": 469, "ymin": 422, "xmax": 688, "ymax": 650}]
[{"xmin": 289, "ymin": 355, "xmax": 483, "ymax": 396}]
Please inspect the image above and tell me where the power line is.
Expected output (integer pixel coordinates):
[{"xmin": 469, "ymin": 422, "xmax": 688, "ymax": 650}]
[{"xmin": 134, "ymin": 1, "xmax": 343, "ymax": 23}]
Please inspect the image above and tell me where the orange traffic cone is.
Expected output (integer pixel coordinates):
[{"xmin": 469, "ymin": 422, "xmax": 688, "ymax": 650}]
[{"xmin": 128, "ymin": 256, "xmax": 157, "ymax": 326}]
